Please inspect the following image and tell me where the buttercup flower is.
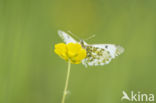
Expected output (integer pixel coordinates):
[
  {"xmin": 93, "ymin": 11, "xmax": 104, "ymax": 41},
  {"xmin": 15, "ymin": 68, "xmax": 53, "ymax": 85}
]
[{"xmin": 54, "ymin": 43, "xmax": 87, "ymax": 64}]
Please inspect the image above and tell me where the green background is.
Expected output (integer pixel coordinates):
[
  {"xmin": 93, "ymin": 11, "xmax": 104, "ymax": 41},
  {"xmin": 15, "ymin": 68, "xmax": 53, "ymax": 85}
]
[{"xmin": 0, "ymin": 0, "xmax": 156, "ymax": 103}]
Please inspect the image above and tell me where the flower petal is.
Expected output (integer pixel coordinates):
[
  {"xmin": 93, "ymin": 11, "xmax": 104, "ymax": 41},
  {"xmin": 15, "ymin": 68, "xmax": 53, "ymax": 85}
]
[{"xmin": 54, "ymin": 43, "xmax": 87, "ymax": 64}]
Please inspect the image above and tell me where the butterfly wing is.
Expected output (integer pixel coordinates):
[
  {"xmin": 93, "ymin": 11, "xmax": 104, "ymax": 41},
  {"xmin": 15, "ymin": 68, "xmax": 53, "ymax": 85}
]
[
  {"xmin": 82, "ymin": 44, "xmax": 124, "ymax": 67},
  {"xmin": 90, "ymin": 44, "xmax": 124, "ymax": 58},
  {"xmin": 58, "ymin": 30, "xmax": 88, "ymax": 45},
  {"xmin": 58, "ymin": 30, "xmax": 77, "ymax": 44}
]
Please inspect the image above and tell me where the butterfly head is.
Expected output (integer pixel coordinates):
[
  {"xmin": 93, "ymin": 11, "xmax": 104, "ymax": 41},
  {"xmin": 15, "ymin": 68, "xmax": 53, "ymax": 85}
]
[{"xmin": 80, "ymin": 40, "xmax": 86, "ymax": 48}]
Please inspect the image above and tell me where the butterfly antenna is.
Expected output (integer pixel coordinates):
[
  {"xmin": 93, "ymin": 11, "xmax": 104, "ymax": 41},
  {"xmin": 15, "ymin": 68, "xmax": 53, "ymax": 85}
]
[
  {"xmin": 67, "ymin": 30, "xmax": 81, "ymax": 40},
  {"xmin": 84, "ymin": 34, "xmax": 96, "ymax": 41}
]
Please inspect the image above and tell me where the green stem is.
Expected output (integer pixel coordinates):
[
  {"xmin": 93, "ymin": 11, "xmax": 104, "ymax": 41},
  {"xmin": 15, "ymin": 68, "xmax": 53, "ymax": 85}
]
[{"xmin": 61, "ymin": 61, "xmax": 71, "ymax": 103}]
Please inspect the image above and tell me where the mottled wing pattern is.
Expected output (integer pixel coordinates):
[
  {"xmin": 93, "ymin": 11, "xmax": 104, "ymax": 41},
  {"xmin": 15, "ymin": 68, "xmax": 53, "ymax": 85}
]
[
  {"xmin": 82, "ymin": 44, "xmax": 124, "ymax": 67},
  {"xmin": 58, "ymin": 30, "xmax": 77, "ymax": 44}
]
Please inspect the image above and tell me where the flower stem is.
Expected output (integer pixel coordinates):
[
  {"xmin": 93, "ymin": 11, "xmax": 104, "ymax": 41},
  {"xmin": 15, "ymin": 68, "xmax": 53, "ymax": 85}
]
[{"xmin": 61, "ymin": 61, "xmax": 71, "ymax": 103}]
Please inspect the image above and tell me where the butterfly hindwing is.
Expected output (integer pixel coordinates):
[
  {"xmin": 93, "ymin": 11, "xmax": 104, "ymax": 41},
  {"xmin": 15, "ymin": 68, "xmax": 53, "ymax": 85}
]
[
  {"xmin": 90, "ymin": 44, "xmax": 124, "ymax": 58},
  {"xmin": 82, "ymin": 44, "xmax": 124, "ymax": 67}
]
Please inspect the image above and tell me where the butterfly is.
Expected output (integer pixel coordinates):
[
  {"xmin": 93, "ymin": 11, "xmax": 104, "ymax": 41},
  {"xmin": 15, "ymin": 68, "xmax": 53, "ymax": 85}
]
[{"xmin": 58, "ymin": 30, "xmax": 124, "ymax": 67}]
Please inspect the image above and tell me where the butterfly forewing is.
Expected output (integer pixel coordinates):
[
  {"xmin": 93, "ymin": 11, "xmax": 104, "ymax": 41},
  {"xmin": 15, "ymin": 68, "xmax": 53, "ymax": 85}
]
[
  {"xmin": 58, "ymin": 30, "xmax": 88, "ymax": 45},
  {"xmin": 58, "ymin": 30, "xmax": 77, "ymax": 44}
]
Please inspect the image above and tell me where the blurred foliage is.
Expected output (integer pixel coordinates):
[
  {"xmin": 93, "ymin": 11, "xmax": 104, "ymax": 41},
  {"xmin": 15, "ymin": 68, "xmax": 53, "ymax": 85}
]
[{"xmin": 0, "ymin": 0, "xmax": 156, "ymax": 103}]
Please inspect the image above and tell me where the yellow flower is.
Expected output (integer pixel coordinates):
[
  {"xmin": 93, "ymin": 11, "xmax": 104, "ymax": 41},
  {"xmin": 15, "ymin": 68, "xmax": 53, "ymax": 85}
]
[{"xmin": 54, "ymin": 43, "xmax": 87, "ymax": 64}]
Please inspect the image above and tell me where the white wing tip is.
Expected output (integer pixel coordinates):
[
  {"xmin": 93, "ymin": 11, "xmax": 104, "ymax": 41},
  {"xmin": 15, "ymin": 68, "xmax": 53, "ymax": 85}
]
[
  {"xmin": 116, "ymin": 45, "xmax": 124, "ymax": 56},
  {"xmin": 58, "ymin": 30, "xmax": 63, "ymax": 34}
]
